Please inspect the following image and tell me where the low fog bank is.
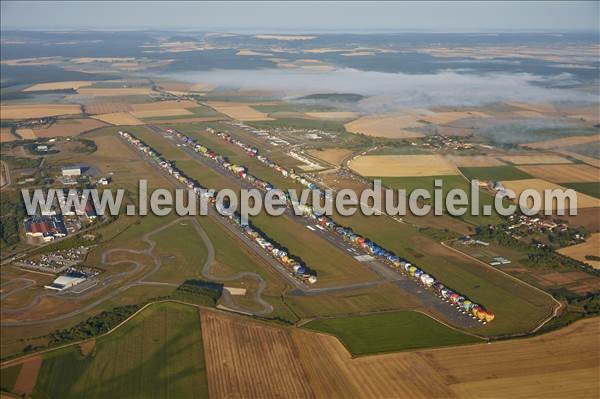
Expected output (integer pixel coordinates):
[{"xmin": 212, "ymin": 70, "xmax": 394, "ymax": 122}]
[{"xmin": 164, "ymin": 68, "xmax": 598, "ymax": 112}]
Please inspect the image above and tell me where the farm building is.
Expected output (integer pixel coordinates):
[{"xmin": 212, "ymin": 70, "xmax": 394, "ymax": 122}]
[
  {"xmin": 61, "ymin": 166, "xmax": 82, "ymax": 177},
  {"xmin": 44, "ymin": 271, "xmax": 87, "ymax": 291}
]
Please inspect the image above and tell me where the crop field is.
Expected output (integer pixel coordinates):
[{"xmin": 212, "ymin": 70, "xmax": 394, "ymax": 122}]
[
  {"xmin": 501, "ymin": 154, "xmax": 572, "ymax": 165},
  {"xmin": 307, "ymin": 148, "xmax": 353, "ymax": 166},
  {"xmin": 418, "ymin": 110, "xmax": 490, "ymax": 124},
  {"xmin": 206, "ymin": 101, "xmax": 274, "ymax": 121},
  {"xmin": 344, "ymin": 113, "xmax": 425, "ymax": 138},
  {"xmin": 200, "ymin": 309, "xmax": 314, "ymax": 398},
  {"xmin": 459, "ymin": 165, "xmax": 533, "ymax": 181},
  {"xmin": 200, "ymin": 309, "xmax": 599, "ymax": 398},
  {"xmin": 0, "ymin": 127, "xmax": 18, "ymax": 142},
  {"xmin": 523, "ymin": 135, "xmax": 600, "ymax": 149},
  {"xmin": 304, "ymin": 311, "xmax": 482, "ymax": 355},
  {"xmin": 558, "ymin": 233, "xmax": 600, "ymax": 269},
  {"xmin": 304, "ymin": 111, "xmax": 358, "ymax": 120},
  {"xmin": 502, "ymin": 178, "xmax": 600, "ymax": 210},
  {"xmin": 562, "ymin": 182, "xmax": 600, "ymax": 199},
  {"xmin": 444, "ymin": 155, "xmax": 506, "ymax": 167},
  {"xmin": 32, "ymin": 118, "xmax": 107, "ymax": 137},
  {"xmin": 350, "ymin": 155, "xmax": 459, "ymax": 176},
  {"xmin": 23, "ymin": 81, "xmax": 94, "ymax": 91},
  {"xmin": 1, "ymin": 104, "xmax": 82, "ymax": 119},
  {"xmin": 83, "ymin": 101, "xmax": 133, "ymax": 114},
  {"xmin": 516, "ymin": 164, "xmax": 600, "ymax": 183},
  {"xmin": 31, "ymin": 302, "xmax": 208, "ymax": 398},
  {"xmin": 91, "ymin": 112, "xmax": 144, "ymax": 125}
]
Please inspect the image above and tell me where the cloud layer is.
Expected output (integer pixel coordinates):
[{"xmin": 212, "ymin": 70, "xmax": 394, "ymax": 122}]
[{"xmin": 168, "ymin": 68, "xmax": 597, "ymax": 111}]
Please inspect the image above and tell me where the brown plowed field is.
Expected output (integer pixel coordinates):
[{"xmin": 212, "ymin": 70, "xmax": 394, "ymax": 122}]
[
  {"xmin": 200, "ymin": 309, "xmax": 599, "ymax": 398},
  {"xmin": 12, "ymin": 356, "xmax": 42, "ymax": 397}
]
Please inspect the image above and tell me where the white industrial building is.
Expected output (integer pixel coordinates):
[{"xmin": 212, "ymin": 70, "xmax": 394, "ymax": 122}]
[{"xmin": 44, "ymin": 272, "xmax": 87, "ymax": 291}]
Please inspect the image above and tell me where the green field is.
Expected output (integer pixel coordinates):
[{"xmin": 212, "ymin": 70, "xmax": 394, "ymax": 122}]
[
  {"xmin": 377, "ymin": 175, "xmax": 502, "ymax": 225},
  {"xmin": 459, "ymin": 165, "xmax": 533, "ymax": 181},
  {"xmin": 147, "ymin": 222, "xmax": 209, "ymax": 284},
  {"xmin": 33, "ymin": 302, "xmax": 208, "ymax": 398},
  {"xmin": 304, "ymin": 311, "xmax": 482, "ymax": 356},
  {"xmin": 563, "ymin": 182, "xmax": 600, "ymax": 199},
  {"xmin": 0, "ymin": 363, "xmax": 22, "ymax": 393}
]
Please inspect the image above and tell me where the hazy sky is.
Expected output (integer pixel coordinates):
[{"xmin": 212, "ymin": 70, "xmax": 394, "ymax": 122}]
[{"xmin": 1, "ymin": 1, "xmax": 598, "ymax": 31}]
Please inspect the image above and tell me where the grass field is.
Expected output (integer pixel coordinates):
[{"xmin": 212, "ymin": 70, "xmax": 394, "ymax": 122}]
[
  {"xmin": 562, "ymin": 182, "xmax": 600, "ymax": 199},
  {"xmin": 304, "ymin": 311, "xmax": 482, "ymax": 355},
  {"xmin": 206, "ymin": 101, "xmax": 273, "ymax": 121},
  {"xmin": 32, "ymin": 302, "xmax": 208, "ymax": 398},
  {"xmin": 146, "ymin": 221, "xmax": 209, "ymax": 284},
  {"xmin": 459, "ymin": 165, "xmax": 533, "ymax": 181},
  {"xmin": 377, "ymin": 175, "xmax": 502, "ymax": 225}
]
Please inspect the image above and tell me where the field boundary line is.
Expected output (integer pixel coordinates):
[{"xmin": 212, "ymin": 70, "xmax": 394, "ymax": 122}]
[{"xmin": 441, "ymin": 240, "xmax": 563, "ymax": 334}]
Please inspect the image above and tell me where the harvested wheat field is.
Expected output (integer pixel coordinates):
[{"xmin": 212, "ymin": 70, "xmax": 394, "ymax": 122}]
[
  {"xmin": 201, "ymin": 309, "xmax": 599, "ymax": 399},
  {"xmin": 0, "ymin": 128, "xmax": 18, "ymax": 142},
  {"xmin": 32, "ymin": 118, "xmax": 107, "ymax": 138},
  {"xmin": 344, "ymin": 114, "xmax": 425, "ymax": 139},
  {"xmin": 308, "ymin": 148, "xmax": 354, "ymax": 166},
  {"xmin": 305, "ymin": 111, "xmax": 358, "ymax": 120},
  {"xmin": 558, "ymin": 233, "xmax": 600, "ymax": 269},
  {"xmin": 77, "ymin": 87, "xmax": 154, "ymax": 96},
  {"xmin": 200, "ymin": 309, "xmax": 314, "ymax": 398},
  {"xmin": 523, "ymin": 135, "xmax": 599, "ymax": 150},
  {"xmin": 1, "ymin": 104, "xmax": 81, "ymax": 119},
  {"xmin": 11, "ymin": 356, "xmax": 42, "ymax": 397},
  {"xmin": 502, "ymin": 178, "xmax": 600, "ymax": 210},
  {"xmin": 206, "ymin": 102, "xmax": 273, "ymax": 121},
  {"xmin": 517, "ymin": 164, "xmax": 599, "ymax": 183},
  {"xmin": 445, "ymin": 155, "xmax": 506, "ymax": 167},
  {"xmin": 350, "ymin": 155, "xmax": 459, "ymax": 177},
  {"xmin": 91, "ymin": 112, "xmax": 143, "ymax": 125},
  {"xmin": 84, "ymin": 101, "xmax": 133, "ymax": 115},
  {"xmin": 23, "ymin": 81, "xmax": 94, "ymax": 91},
  {"xmin": 15, "ymin": 128, "xmax": 36, "ymax": 139},
  {"xmin": 501, "ymin": 154, "xmax": 572, "ymax": 165}
]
